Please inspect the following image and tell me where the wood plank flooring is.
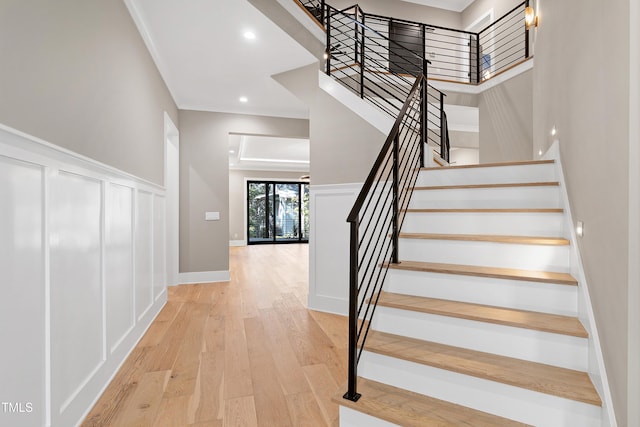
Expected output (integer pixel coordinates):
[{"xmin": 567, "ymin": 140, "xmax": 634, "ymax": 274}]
[{"xmin": 82, "ymin": 244, "xmax": 347, "ymax": 427}]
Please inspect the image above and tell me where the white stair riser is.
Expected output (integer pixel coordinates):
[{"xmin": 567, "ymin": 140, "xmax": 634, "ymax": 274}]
[
  {"xmin": 339, "ymin": 407, "xmax": 399, "ymax": 427},
  {"xmin": 409, "ymin": 186, "xmax": 562, "ymax": 209},
  {"xmin": 417, "ymin": 163, "xmax": 558, "ymax": 187},
  {"xmin": 399, "ymin": 238, "xmax": 570, "ymax": 272},
  {"xmin": 401, "ymin": 211, "xmax": 565, "ymax": 237},
  {"xmin": 385, "ymin": 269, "xmax": 578, "ymax": 316},
  {"xmin": 359, "ymin": 352, "xmax": 601, "ymax": 427},
  {"xmin": 371, "ymin": 309, "xmax": 588, "ymax": 371}
]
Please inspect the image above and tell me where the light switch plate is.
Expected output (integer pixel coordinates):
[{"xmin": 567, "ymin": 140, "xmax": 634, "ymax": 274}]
[{"xmin": 205, "ymin": 211, "xmax": 220, "ymax": 221}]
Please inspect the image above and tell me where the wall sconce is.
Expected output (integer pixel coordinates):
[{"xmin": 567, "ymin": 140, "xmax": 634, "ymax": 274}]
[{"xmin": 525, "ymin": 6, "xmax": 538, "ymax": 29}]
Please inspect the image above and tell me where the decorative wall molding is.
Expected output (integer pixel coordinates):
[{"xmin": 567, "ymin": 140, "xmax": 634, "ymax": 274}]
[
  {"xmin": 308, "ymin": 182, "xmax": 362, "ymax": 315},
  {"xmin": 0, "ymin": 123, "xmax": 167, "ymax": 427}
]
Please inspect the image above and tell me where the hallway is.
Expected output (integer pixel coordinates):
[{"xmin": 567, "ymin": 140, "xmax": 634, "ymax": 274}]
[{"xmin": 82, "ymin": 244, "xmax": 347, "ymax": 426}]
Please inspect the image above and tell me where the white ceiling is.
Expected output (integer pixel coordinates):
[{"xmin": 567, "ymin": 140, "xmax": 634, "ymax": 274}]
[
  {"xmin": 229, "ymin": 134, "xmax": 310, "ymax": 172},
  {"xmin": 125, "ymin": 0, "xmax": 475, "ymax": 170},
  {"xmin": 125, "ymin": 0, "xmax": 475, "ymax": 120},
  {"xmin": 401, "ymin": 0, "xmax": 475, "ymax": 12},
  {"xmin": 125, "ymin": 0, "xmax": 317, "ymax": 119}
]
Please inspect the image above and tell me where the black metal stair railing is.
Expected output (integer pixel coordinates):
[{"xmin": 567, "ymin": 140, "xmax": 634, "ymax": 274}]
[
  {"xmin": 343, "ymin": 69, "xmax": 428, "ymax": 402},
  {"xmin": 343, "ymin": 71, "xmax": 428, "ymax": 401},
  {"xmin": 325, "ymin": 4, "xmax": 450, "ymax": 161},
  {"xmin": 291, "ymin": 0, "xmax": 530, "ymax": 403},
  {"xmin": 318, "ymin": 4, "xmax": 450, "ymax": 401}
]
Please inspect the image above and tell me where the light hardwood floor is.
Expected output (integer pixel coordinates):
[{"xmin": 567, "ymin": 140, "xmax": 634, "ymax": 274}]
[{"xmin": 82, "ymin": 244, "xmax": 348, "ymax": 427}]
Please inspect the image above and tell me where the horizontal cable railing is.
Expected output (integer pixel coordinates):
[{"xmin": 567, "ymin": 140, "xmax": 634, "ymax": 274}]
[
  {"xmin": 325, "ymin": 5, "xmax": 449, "ymax": 161},
  {"xmin": 303, "ymin": 0, "xmax": 531, "ymax": 85},
  {"xmin": 295, "ymin": 0, "xmax": 325, "ymax": 24},
  {"xmin": 364, "ymin": 13, "xmax": 477, "ymax": 84},
  {"xmin": 478, "ymin": 1, "xmax": 529, "ymax": 81},
  {"xmin": 356, "ymin": 1, "xmax": 529, "ymax": 84},
  {"xmin": 344, "ymin": 72, "xmax": 427, "ymax": 402}
]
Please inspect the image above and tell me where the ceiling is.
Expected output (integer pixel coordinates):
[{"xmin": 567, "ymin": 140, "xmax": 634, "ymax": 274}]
[
  {"xmin": 229, "ymin": 134, "xmax": 310, "ymax": 172},
  {"xmin": 125, "ymin": 0, "xmax": 317, "ymax": 119},
  {"xmin": 124, "ymin": 0, "xmax": 474, "ymax": 170},
  {"xmin": 401, "ymin": 0, "xmax": 475, "ymax": 12},
  {"xmin": 124, "ymin": 0, "xmax": 474, "ymax": 120}
]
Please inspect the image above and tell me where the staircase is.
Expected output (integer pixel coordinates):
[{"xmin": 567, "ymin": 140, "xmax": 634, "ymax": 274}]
[{"xmin": 334, "ymin": 160, "xmax": 603, "ymax": 426}]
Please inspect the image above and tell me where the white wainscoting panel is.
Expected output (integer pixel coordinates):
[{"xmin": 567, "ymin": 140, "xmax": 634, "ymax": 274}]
[
  {"xmin": 0, "ymin": 156, "xmax": 46, "ymax": 427},
  {"xmin": 105, "ymin": 183, "xmax": 135, "ymax": 354},
  {"xmin": 308, "ymin": 183, "xmax": 361, "ymax": 315},
  {"xmin": 50, "ymin": 171, "xmax": 104, "ymax": 415},
  {"xmin": 153, "ymin": 195, "xmax": 167, "ymax": 301},
  {"xmin": 135, "ymin": 190, "xmax": 154, "ymax": 321},
  {"xmin": 0, "ymin": 124, "xmax": 167, "ymax": 427}
]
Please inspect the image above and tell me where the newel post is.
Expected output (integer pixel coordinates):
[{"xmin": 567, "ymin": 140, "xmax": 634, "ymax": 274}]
[{"xmin": 343, "ymin": 220, "xmax": 361, "ymax": 402}]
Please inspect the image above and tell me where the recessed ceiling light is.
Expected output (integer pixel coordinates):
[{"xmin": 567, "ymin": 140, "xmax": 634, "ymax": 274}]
[
  {"xmin": 239, "ymin": 96, "xmax": 248, "ymax": 103},
  {"xmin": 243, "ymin": 31, "xmax": 256, "ymax": 40},
  {"xmin": 229, "ymin": 149, "xmax": 235, "ymax": 154}
]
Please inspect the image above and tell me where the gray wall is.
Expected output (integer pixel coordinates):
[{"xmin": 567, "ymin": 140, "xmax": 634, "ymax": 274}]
[
  {"xmin": 310, "ymin": 89, "xmax": 386, "ymax": 185},
  {"xmin": 462, "ymin": 0, "xmax": 522, "ymax": 29},
  {"xmin": 229, "ymin": 169, "xmax": 307, "ymax": 242},
  {"xmin": 274, "ymin": 63, "xmax": 387, "ymax": 186},
  {"xmin": 0, "ymin": 0, "xmax": 177, "ymax": 185},
  {"xmin": 479, "ymin": 69, "xmax": 533, "ymax": 163},
  {"xmin": 532, "ymin": 1, "xmax": 630, "ymax": 424},
  {"xmin": 179, "ymin": 111, "xmax": 308, "ymax": 273}
]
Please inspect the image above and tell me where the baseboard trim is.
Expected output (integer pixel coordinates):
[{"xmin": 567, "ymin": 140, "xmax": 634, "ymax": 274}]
[
  {"xmin": 545, "ymin": 140, "xmax": 617, "ymax": 427},
  {"xmin": 229, "ymin": 240, "xmax": 246, "ymax": 247},
  {"xmin": 307, "ymin": 294, "xmax": 349, "ymax": 316},
  {"xmin": 177, "ymin": 270, "xmax": 230, "ymax": 284}
]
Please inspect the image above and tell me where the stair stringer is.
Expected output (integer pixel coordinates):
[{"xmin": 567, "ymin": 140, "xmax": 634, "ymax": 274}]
[{"xmin": 542, "ymin": 142, "xmax": 617, "ymax": 427}]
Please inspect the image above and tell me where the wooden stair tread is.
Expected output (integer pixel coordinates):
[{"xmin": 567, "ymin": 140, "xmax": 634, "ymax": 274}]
[
  {"xmin": 389, "ymin": 260, "xmax": 578, "ymax": 286},
  {"xmin": 422, "ymin": 159, "xmax": 555, "ymax": 171},
  {"xmin": 414, "ymin": 181, "xmax": 559, "ymax": 191},
  {"xmin": 432, "ymin": 156, "xmax": 447, "ymax": 167},
  {"xmin": 366, "ymin": 331, "xmax": 602, "ymax": 406},
  {"xmin": 377, "ymin": 291, "xmax": 588, "ymax": 338},
  {"xmin": 398, "ymin": 232, "xmax": 570, "ymax": 246},
  {"xmin": 405, "ymin": 208, "xmax": 564, "ymax": 213},
  {"xmin": 333, "ymin": 377, "xmax": 531, "ymax": 427}
]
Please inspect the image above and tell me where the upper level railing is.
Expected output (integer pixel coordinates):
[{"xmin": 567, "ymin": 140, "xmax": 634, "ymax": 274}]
[
  {"xmin": 296, "ymin": 0, "xmax": 532, "ymax": 85},
  {"xmin": 297, "ymin": 0, "xmax": 325, "ymax": 23},
  {"xmin": 325, "ymin": 4, "xmax": 450, "ymax": 161}
]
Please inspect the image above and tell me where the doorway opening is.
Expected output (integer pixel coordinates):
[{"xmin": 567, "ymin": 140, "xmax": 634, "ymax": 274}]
[{"xmin": 247, "ymin": 180, "xmax": 309, "ymax": 244}]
